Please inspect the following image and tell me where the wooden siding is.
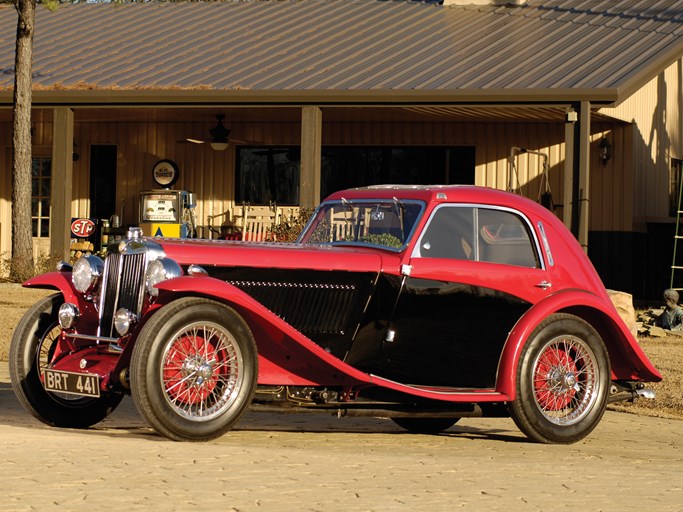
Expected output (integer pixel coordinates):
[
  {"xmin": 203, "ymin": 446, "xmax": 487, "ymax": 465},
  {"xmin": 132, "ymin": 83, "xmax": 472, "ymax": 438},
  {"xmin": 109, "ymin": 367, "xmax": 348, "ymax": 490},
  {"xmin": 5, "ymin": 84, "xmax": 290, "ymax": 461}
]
[
  {"xmin": 1, "ymin": 116, "xmax": 636, "ymax": 258},
  {"xmin": 600, "ymin": 58, "xmax": 683, "ymax": 224}
]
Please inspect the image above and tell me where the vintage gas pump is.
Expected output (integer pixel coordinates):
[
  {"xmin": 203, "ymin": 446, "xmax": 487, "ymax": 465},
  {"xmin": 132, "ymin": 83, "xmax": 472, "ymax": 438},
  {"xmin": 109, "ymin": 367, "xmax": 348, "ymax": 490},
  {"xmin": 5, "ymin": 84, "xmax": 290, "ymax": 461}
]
[{"xmin": 139, "ymin": 159, "xmax": 197, "ymax": 238}]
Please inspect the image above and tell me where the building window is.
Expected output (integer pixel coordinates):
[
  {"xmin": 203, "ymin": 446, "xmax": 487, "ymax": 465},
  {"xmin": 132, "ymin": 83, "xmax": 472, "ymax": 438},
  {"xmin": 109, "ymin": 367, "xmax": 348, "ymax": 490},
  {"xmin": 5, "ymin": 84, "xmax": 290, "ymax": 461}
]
[
  {"xmin": 235, "ymin": 146, "xmax": 475, "ymax": 205},
  {"xmin": 320, "ymin": 147, "xmax": 474, "ymax": 199},
  {"xmin": 236, "ymin": 147, "xmax": 300, "ymax": 205},
  {"xmin": 31, "ymin": 156, "xmax": 51, "ymax": 238},
  {"xmin": 671, "ymin": 158, "xmax": 683, "ymax": 217}
]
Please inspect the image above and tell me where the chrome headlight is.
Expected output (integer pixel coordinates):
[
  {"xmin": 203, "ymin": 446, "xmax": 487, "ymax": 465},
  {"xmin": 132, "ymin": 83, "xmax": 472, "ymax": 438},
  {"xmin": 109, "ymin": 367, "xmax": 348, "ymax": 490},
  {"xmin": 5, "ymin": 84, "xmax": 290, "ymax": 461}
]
[
  {"xmin": 72, "ymin": 255, "xmax": 104, "ymax": 295},
  {"xmin": 58, "ymin": 303, "xmax": 80, "ymax": 329},
  {"xmin": 145, "ymin": 257, "xmax": 182, "ymax": 297},
  {"xmin": 114, "ymin": 308, "xmax": 138, "ymax": 336}
]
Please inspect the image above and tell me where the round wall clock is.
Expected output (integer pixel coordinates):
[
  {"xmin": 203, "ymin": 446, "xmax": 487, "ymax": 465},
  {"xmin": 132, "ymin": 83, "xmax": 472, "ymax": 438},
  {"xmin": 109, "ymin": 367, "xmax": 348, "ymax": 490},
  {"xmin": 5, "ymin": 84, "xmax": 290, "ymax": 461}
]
[{"xmin": 152, "ymin": 159, "xmax": 180, "ymax": 188}]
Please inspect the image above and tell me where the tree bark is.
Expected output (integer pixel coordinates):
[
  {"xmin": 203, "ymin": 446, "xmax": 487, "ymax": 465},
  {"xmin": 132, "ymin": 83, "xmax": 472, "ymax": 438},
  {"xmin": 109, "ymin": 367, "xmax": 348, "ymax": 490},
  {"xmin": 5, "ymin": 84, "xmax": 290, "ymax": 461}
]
[{"xmin": 11, "ymin": 0, "xmax": 36, "ymax": 281}]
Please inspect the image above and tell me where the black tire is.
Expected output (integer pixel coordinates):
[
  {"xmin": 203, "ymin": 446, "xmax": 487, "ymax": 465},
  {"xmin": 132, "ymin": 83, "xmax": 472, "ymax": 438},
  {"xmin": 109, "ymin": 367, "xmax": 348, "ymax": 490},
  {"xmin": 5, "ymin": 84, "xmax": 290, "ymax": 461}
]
[
  {"xmin": 508, "ymin": 313, "xmax": 610, "ymax": 444},
  {"xmin": 391, "ymin": 417, "xmax": 460, "ymax": 434},
  {"xmin": 9, "ymin": 293, "xmax": 123, "ymax": 428},
  {"xmin": 130, "ymin": 297, "xmax": 258, "ymax": 441}
]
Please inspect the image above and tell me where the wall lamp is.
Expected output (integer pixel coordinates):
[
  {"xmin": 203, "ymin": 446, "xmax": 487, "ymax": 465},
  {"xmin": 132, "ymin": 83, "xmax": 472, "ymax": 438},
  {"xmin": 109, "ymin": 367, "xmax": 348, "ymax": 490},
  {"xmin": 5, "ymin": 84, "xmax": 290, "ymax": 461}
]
[{"xmin": 599, "ymin": 137, "xmax": 612, "ymax": 166}]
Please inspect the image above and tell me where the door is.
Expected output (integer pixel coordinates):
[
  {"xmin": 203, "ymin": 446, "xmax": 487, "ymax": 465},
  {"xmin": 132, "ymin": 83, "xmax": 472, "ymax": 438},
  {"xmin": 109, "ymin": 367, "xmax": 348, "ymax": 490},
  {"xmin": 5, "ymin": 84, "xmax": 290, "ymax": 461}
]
[
  {"xmin": 89, "ymin": 145, "xmax": 117, "ymax": 221},
  {"xmin": 378, "ymin": 205, "xmax": 552, "ymax": 388}
]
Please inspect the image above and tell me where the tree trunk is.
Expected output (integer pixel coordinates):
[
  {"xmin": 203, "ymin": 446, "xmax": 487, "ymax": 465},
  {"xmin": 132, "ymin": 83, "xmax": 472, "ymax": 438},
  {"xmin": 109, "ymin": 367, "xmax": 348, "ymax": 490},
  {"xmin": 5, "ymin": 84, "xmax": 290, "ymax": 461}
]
[{"xmin": 11, "ymin": 0, "xmax": 36, "ymax": 281}]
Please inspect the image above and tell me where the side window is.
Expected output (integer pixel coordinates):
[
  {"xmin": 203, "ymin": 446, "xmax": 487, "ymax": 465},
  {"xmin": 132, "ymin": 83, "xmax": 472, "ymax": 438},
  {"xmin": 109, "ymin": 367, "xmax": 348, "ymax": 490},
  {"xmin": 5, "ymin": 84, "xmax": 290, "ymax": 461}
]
[
  {"xmin": 419, "ymin": 206, "xmax": 474, "ymax": 260},
  {"xmin": 418, "ymin": 205, "xmax": 540, "ymax": 268},
  {"xmin": 478, "ymin": 208, "xmax": 539, "ymax": 268}
]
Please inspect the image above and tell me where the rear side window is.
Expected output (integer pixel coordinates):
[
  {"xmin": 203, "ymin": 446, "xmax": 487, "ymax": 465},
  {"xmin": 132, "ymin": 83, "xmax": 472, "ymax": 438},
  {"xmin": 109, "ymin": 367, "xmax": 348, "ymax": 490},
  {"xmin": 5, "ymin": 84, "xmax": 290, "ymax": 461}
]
[{"xmin": 417, "ymin": 206, "xmax": 540, "ymax": 268}]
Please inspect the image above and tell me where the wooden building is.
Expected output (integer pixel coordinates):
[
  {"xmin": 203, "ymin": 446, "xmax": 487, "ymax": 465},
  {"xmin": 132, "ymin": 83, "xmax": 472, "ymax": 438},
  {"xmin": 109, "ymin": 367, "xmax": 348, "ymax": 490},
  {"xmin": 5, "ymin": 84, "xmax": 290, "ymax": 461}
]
[{"xmin": 1, "ymin": 0, "xmax": 683, "ymax": 298}]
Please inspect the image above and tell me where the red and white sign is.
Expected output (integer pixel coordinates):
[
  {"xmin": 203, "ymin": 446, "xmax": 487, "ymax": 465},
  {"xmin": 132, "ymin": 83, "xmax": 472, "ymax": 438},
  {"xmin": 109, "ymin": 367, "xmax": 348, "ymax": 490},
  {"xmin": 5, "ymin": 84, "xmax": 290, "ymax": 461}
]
[{"xmin": 71, "ymin": 218, "xmax": 96, "ymax": 238}]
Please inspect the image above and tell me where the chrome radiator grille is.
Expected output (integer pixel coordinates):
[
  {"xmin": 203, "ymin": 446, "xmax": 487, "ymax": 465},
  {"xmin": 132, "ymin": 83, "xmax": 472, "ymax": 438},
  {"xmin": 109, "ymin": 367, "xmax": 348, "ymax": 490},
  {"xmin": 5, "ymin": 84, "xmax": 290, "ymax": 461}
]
[{"xmin": 98, "ymin": 252, "xmax": 148, "ymax": 338}]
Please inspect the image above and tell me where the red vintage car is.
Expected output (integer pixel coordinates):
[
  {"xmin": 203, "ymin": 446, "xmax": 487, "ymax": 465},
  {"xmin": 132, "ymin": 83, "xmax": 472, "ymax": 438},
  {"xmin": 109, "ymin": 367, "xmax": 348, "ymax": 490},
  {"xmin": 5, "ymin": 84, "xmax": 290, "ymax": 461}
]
[{"xmin": 10, "ymin": 185, "xmax": 660, "ymax": 443}]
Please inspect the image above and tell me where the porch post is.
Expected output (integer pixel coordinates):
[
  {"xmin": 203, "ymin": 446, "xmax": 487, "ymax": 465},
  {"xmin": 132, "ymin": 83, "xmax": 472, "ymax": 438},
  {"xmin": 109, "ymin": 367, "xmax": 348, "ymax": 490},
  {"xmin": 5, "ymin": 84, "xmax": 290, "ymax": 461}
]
[
  {"xmin": 577, "ymin": 100, "xmax": 591, "ymax": 252},
  {"xmin": 300, "ymin": 106, "xmax": 322, "ymax": 209},
  {"xmin": 51, "ymin": 107, "xmax": 74, "ymax": 260},
  {"xmin": 566, "ymin": 101, "xmax": 591, "ymax": 252},
  {"xmin": 563, "ymin": 107, "xmax": 575, "ymax": 230}
]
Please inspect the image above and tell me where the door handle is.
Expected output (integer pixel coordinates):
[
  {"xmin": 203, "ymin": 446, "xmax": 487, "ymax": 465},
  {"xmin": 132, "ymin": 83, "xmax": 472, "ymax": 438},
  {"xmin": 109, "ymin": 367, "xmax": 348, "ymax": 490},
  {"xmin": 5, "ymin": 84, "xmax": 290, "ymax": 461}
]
[{"xmin": 536, "ymin": 280, "xmax": 552, "ymax": 290}]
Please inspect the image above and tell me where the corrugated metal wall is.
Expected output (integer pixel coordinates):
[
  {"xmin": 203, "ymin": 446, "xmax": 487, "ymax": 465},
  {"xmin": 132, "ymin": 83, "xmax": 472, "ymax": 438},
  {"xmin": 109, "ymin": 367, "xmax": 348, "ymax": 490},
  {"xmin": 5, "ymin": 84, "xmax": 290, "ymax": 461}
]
[
  {"xmin": 600, "ymin": 58, "xmax": 683, "ymax": 225},
  {"xmin": 0, "ymin": 114, "xmax": 651, "ymax": 257}
]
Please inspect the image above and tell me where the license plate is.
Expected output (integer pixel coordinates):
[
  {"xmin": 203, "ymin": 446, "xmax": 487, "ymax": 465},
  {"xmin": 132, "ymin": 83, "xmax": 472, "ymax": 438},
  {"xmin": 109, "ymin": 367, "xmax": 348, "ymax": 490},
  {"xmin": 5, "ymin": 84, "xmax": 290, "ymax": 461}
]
[{"xmin": 43, "ymin": 369, "xmax": 101, "ymax": 398}]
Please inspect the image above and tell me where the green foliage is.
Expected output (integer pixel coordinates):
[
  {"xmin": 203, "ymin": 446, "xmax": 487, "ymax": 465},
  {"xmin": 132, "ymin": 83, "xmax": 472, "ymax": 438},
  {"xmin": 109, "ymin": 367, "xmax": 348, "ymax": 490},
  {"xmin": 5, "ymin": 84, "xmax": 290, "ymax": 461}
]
[
  {"xmin": 268, "ymin": 208, "xmax": 315, "ymax": 243},
  {"xmin": 358, "ymin": 233, "xmax": 403, "ymax": 249}
]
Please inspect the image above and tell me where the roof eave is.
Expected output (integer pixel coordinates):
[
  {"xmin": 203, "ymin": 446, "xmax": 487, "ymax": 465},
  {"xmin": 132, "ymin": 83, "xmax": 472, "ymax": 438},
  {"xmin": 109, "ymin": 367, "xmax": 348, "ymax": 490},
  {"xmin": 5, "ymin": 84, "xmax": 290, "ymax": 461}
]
[{"xmin": 0, "ymin": 88, "xmax": 621, "ymax": 108}]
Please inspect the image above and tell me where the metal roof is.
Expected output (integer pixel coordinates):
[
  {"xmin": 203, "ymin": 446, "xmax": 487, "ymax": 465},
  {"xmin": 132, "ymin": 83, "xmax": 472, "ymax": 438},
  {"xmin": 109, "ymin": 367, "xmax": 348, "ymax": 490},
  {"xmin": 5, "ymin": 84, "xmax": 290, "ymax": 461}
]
[{"xmin": 1, "ymin": 0, "xmax": 683, "ymax": 106}]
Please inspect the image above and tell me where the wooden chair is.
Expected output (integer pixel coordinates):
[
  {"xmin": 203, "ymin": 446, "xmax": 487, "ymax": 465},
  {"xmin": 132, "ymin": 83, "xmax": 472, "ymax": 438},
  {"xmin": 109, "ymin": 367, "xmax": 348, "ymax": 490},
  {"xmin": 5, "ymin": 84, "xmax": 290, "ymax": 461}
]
[
  {"xmin": 242, "ymin": 205, "xmax": 277, "ymax": 241},
  {"xmin": 329, "ymin": 209, "xmax": 362, "ymax": 242}
]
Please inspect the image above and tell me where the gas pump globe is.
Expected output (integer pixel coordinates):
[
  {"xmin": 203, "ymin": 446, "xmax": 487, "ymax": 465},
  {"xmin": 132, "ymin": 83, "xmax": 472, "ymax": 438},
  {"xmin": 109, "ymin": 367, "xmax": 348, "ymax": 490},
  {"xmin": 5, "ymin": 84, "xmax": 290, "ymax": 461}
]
[{"xmin": 139, "ymin": 159, "xmax": 197, "ymax": 238}]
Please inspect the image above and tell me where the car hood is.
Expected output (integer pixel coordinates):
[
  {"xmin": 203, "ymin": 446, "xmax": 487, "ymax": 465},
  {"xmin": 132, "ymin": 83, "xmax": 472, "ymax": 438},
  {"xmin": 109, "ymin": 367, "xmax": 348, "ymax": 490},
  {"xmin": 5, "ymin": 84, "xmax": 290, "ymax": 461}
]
[{"xmin": 157, "ymin": 238, "xmax": 395, "ymax": 274}]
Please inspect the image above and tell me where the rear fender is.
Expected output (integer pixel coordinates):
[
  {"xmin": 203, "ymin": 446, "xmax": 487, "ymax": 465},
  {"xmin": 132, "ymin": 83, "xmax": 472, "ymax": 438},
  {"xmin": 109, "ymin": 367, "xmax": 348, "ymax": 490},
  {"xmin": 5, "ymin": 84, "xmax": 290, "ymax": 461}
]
[
  {"xmin": 154, "ymin": 276, "xmax": 373, "ymax": 387},
  {"xmin": 497, "ymin": 290, "xmax": 662, "ymax": 399}
]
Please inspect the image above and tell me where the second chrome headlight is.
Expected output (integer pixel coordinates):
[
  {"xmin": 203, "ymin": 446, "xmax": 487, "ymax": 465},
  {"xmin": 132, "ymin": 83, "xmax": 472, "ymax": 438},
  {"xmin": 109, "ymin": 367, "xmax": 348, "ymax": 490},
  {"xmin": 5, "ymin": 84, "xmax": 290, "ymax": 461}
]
[
  {"xmin": 72, "ymin": 255, "xmax": 104, "ymax": 295},
  {"xmin": 145, "ymin": 258, "xmax": 182, "ymax": 297}
]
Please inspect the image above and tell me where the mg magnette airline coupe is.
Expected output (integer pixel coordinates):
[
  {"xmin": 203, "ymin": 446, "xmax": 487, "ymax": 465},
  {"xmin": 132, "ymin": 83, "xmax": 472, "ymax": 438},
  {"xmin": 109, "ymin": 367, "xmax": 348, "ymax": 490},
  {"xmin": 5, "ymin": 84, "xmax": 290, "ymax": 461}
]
[{"xmin": 10, "ymin": 185, "xmax": 660, "ymax": 443}]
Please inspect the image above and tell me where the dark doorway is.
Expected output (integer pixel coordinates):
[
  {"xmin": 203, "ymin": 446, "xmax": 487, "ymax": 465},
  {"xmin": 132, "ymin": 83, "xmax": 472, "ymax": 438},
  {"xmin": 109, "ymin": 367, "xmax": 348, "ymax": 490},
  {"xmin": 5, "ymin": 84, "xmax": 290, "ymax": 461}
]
[{"xmin": 89, "ymin": 145, "xmax": 117, "ymax": 220}]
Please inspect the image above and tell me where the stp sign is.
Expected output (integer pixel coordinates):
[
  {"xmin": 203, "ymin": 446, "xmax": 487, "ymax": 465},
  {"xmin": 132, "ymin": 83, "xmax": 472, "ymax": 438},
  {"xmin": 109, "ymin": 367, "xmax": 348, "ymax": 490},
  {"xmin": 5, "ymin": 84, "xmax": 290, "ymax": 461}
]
[{"xmin": 71, "ymin": 218, "xmax": 96, "ymax": 238}]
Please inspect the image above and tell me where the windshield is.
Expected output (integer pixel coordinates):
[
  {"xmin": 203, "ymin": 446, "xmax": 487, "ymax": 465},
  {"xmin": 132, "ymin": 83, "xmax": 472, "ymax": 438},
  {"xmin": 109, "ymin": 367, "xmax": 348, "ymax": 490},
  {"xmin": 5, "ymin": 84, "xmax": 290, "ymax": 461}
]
[{"xmin": 298, "ymin": 199, "xmax": 424, "ymax": 251}]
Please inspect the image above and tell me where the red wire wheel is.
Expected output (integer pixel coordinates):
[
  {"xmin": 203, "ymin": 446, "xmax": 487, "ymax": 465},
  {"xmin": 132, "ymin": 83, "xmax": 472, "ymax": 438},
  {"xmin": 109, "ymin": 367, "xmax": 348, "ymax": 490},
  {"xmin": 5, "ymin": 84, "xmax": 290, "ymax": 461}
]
[
  {"xmin": 508, "ymin": 313, "xmax": 610, "ymax": 444},
  {"xmin": 160, "ymin": 321, "xmax": 243, "ymax": 420},
  {"xmin": 531, "ymin": 335, "xmax": 598, "ymax": 424}
]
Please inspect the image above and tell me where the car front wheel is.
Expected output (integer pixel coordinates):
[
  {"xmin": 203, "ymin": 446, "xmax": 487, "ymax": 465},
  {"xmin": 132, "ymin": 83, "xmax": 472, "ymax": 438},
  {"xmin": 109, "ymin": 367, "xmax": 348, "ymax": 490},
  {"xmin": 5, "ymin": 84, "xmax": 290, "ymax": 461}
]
[
  {"xmin": 508, "ymin": 313, "xmax": 610, "ymax": 444},
  {"xmin": 130, "ymin": 297, "xmax": 258, "ymax": 441},
  {"xmin": 9, "ymin": 293, "xmax": 123, "ymax": 428}
]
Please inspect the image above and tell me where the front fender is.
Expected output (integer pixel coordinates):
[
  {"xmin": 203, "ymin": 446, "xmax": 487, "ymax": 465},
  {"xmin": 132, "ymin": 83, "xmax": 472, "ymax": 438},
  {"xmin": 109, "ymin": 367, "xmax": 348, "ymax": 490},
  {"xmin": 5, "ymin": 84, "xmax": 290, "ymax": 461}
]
[
  {"xmin": 24, "ymin": 271, "xmax": 81, "ymax": 306},
  {"xmin": 497, "ymin": 289, "xmax": 662, "ymax": 399},
  {"xmin": 154, "ymin": 276, "xmax": 373, "ymax": 387}
]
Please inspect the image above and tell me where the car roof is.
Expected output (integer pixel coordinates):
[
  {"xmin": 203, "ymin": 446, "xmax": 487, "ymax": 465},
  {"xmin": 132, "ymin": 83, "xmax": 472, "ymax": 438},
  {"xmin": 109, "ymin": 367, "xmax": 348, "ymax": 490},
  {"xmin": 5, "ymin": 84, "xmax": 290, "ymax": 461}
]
[{"xmin": 324, "ymin": 185, "xmax": 543, "ymax": 212}]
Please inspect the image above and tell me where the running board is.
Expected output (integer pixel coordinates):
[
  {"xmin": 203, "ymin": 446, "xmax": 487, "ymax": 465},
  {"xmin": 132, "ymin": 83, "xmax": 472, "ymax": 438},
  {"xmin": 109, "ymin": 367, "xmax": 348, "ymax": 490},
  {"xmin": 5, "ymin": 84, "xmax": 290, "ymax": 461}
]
[{"xmin": 368, "ymin": 374, "xmax": 509, "ymax": 403}]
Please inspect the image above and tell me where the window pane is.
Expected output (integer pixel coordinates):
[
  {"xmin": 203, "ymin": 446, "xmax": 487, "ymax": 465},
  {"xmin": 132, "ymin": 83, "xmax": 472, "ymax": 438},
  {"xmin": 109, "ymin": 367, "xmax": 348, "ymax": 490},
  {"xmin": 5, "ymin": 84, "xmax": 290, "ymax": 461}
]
[
  {"xmin": 31, "ymin": 199, "xmax": 39, "ymax": 216},
  {"xmin": 419, "ymin": 206, "xmax": 475, "ymax": 260},
  {"xmin": 41, "ymin": 178, "xmax": 51, "ymax": 197},
  {"xmin": 319, "ymin": 147, "xmax": 473, "ymax": 198},
  {"xmin": 42, "ymin": 158, "xmax": 52, "ymax": 177},
  {"xmin": 40, "ymin": 218, "xmax": 50, "ymax": 238},
  {"xmin": 477, "ymin": 209, "xmax": 539, "ymax": 268},
  {"xmin": 236, "ymin": 147, "xmax": 300, "ymax": 205},
  {"xmin": 32, "ymin": 218, "xmax": 39, "ymax": 238},
  {"xmin": 41, "ymin": 199, "xmax": 50, "ymax": 217}
]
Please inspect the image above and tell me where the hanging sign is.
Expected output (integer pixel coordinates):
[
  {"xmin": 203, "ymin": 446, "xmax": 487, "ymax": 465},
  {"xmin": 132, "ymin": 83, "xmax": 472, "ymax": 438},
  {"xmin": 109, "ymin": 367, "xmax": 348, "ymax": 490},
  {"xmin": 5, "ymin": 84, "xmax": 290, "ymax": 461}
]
[{"xmin": 70, "ymin": 218, "xmax": 97, "ymax": 238}]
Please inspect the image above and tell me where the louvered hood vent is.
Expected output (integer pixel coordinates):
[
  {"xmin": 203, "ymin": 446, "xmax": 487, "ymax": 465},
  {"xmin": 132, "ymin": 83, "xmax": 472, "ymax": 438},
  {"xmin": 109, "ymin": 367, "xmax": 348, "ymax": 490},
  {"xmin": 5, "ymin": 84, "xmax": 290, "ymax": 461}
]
[{"xmin": 229, "ymin": 280, "xmax": 357, "ymax": 335}]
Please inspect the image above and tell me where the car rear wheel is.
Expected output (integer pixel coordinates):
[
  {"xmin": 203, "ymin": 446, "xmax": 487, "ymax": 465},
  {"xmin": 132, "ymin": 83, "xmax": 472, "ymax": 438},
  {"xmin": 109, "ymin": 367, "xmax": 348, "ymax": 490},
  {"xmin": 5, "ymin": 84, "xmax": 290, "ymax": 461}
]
[
  {"xmin": 9, "ymin": 293, "xmax": 123, "ymax": 428},
  {"xmin": 391, "ymin": 417, "xmax": 460, "ymax": 434},
  {"xmin": 508, "ymin": 313, "xmax": 610, "ymax": 444},
  {"xmin": 130, "ymin": 297, "xmax": 258, "ymax": 441}
]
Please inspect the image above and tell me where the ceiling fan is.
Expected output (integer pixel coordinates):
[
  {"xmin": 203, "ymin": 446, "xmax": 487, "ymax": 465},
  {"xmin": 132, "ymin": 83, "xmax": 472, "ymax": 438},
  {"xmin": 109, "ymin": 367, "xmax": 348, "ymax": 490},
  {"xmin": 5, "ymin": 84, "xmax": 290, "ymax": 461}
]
[{"xmin": 181, "ymin": 114, "xmax": 252, "ymax": 150}]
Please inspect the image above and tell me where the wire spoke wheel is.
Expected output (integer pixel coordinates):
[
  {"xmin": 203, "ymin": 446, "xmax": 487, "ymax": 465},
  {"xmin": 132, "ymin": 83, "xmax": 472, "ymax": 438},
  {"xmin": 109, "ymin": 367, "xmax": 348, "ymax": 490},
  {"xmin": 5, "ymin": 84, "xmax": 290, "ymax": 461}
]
[
  {"xmin": 9, "ymin": 294, "xmax": 122, "ymax": 428},
  {"xmin": 532, "ymin": 335, "xmax": 598, "ymax": 425},
  {"xmin": 161, "ymin": 321, "xmax": 244, "ymax": 421},
  {"xmin": 509, "ymin": 313, "xmax": 610, "ymax": 444},
  {"xmin": 131, "ymin": 297, "xmax": 257, "ymax": 441}
]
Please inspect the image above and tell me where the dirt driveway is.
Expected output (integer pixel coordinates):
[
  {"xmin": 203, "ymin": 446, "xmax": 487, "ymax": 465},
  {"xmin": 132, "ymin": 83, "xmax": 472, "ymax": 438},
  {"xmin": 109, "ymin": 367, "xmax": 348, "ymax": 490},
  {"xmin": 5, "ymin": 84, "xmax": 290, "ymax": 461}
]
[{"xmin": 1, "ymin": 363, "xmax": 681, "ymax": 512}]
